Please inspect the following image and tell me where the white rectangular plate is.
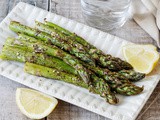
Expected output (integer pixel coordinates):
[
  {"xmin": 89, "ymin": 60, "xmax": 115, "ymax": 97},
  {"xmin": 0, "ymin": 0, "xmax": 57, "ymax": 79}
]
[{"xmin": 0, "ymin": 2, "xmax": 160, "ymax": 120}]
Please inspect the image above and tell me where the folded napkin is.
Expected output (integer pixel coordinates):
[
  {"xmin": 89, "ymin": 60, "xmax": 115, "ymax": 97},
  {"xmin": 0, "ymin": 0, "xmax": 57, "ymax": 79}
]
[{"xmin": 131, "ymin": 0, "xmax": 160, "ymax": 47}]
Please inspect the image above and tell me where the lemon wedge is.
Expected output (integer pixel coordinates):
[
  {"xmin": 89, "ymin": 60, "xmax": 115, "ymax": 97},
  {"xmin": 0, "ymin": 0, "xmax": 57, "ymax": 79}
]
[
  {"xmin": 123, "ymin": 44, "xmax": 159, "ymax": 74},
  {"xmin": 16, "ymin": 88, "xmax": 58, "ymax": 119}
]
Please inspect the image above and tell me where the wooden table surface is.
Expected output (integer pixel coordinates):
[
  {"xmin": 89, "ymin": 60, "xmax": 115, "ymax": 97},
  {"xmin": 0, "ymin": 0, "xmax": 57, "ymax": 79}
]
[{"xmin": 0, "ymin": 0, "xmax": 160, "ymax": 120}]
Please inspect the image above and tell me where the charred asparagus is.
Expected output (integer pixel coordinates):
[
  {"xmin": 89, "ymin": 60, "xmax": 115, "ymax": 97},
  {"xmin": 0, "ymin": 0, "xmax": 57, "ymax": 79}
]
[{"xmin": 44, "ymin": 20, "xmax": 133, "ymax": 70}]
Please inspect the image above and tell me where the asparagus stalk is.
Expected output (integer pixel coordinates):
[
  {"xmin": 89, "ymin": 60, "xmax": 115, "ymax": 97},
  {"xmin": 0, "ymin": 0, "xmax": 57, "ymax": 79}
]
[
  {"xmin": 37, "ymin": 21, "xmax": 120, "ymax": 70},
  {"xmin": 18, "ymin": 34, "xmax": 145, "ymax": 82},
  {"xmin": 84, "ymin": 63, "xmax": 144, "ymax": 95},
  {"xmin": 112, "ymin": 84, "xmax": 144, "ymax": 96},
  {"xmin": 89, "ymin": 73, "xmax": 118, "ymax": 104},
  {"xmin": 18, "ymin": 37, "xmax": 125, "ymax": 84},
  {"xmin": 82, "ymin": 62, "xmax": 145, "ymax": 82},
  {"xmin": 17, "ymin": 35, "xmax": 123, "ymax": 84},
  {"xmin": 35, "ymin": 21, "xmax": 88, "ymax": 53},
  {"xmin": 118, "ymin": 70, "xmax": 145, "ymax": 82},
  {"xmin": 44, "ymin": 20, "xmax": 133, "ymax": 70},
  {"xmin": 1, "ymin": 42, "xmax": 118, "ymax": 104},
  {"xmin": 1, "ymin": 43, "xmax": 118, "ymax": 103},
  {"xmin": 39, "ymin": 21, "xmax": 145, "ymax": 81},
  {"xmin": 0, "ymin": 45, "xmax": 77, "ymax": 75},
  {"xmin": 1, "ymin": 44, "xmax": 143, "ymax": 96},
  {"xmin": 33, "ymin": 21, "xmax": 144, "ymax": 95},
  {"xmin": 25, "ymin": 62, "xmax": 118, "ymax": 104},
  {"xmin": 17, "ymin": 34, "xmax": 145, "ymax": 82},
  {"xmin": 9, "ymin": 21, "xmax": 95, "ymax": 66},
  {"xmin": 25, "ymin": 62, "xmax": 87, "ymax": 88},
  {"xmin": 5, "ymin": 37, "xmax": 90, "ymax": 84},
  {"xmin": 6, "ymin": 37, "xmax": 124, "ymax": 85}
]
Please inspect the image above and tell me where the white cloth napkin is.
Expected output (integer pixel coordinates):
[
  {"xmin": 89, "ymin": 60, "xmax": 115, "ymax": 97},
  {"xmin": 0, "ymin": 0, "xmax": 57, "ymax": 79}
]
[{"xmin": 131, "ymin": 0, "xmax": 160, "ymax": 47}]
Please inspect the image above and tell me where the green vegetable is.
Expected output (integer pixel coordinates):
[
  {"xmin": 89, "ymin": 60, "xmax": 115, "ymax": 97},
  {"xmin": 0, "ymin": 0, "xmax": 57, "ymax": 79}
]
[
  {"xmin": 25, "ymin": 62, "xmax": 118, "ymax": 104},
  {"xmin": 118, "ymin": 70, "xmax": 145, "ymax": 82},
  {"xmin": 24, "ymin": 62, "xmax": 87, "ymax": 88},
  {"xmin": 16, "ymin": 35, "xmax": 145, "ymax": 82},
  {"xmin": 1, "ymin": 44, "xmax": 143, "ymax": 96},
  {"xmin": 5, "ymin": 37, "xmax": 90, "ymax": 84},
  {"xmin": 0, "ymin": 45, "xmax": 76, "ymax": 75},
  {"xmin": 44, "ymin": 20, "xmax": 133, "ymax": 71},
  {"xmin": 9, "ymin": 21, "xmax": 95, "ymax": 66}
]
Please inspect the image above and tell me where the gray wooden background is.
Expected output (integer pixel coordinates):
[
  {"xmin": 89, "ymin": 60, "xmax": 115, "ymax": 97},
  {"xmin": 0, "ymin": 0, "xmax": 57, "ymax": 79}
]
[{"xmin": 0, "ymin": 0, "xmax": 160, "ymax": 120}]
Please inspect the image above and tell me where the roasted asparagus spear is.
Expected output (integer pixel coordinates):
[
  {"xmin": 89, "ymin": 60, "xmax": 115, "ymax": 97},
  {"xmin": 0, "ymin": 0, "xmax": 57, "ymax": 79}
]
[
  {"xmin": 118, "ymin": 70, "xmax": 145, "ymax": 82},
  {"xmin": 17, "ymin": 34, "xmax": 145, "ymax": 82},
  {"xmin": 0, "ymin": 45, "xmax": 76, "ymax": 75},
  {"xmin": 9, "ymin": 21, "xmax": 95, "ymax": 66},
  {"xmin": 5, "ymin": 37, "xmax": 90, "ymax": 84},
  {"xmin": 82, "ymin": 62, "xmax": 145, "ymax": 82},
  {"xmin": 112, "ymin": 83, "xmax": 144, "ymax": 96},
  {"xmin": 36, "ymin": 21, "xmax": 121, "ymax": 71},
  {"xmin": 44, "ymin": 20, "xmax": 133, "ymax": 70},
  {"xmin": 25, "ymin": 62, "xmax": 118, "ymax": 104},
  {"xmin": 1, "ymin": 44, "xmax": 119, "ymax": 104},
  {"xmin": 0, "ymin": 44, "xmax": 143, "ymax": 96},
  {"xmin": 25, "ymin": 62, "xmax": 84, "ymax": 86},
  {"xmin": 0, "ymin": 20, "xmax": 145, "ymax": 105},
  {"xmin": 5, "ymin": 37, "xmax": 123, "ymax": 85},
  {"xmin": 35, "ymin": 21, "xmax": 145, "ymax": 81}
]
